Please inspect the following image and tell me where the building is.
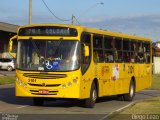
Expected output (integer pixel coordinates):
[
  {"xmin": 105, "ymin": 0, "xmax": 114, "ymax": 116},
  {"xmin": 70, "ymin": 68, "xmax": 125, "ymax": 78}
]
[
  {"xmin": 0, "ymin": 22, "xmax": 19, "ymax": 58},
  {"xmin": 152, "ymin": 42, "xmax": 160, "ymax": 74}
]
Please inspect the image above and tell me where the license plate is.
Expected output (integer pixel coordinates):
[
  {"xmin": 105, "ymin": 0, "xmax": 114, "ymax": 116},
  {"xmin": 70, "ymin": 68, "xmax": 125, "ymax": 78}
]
[{"xmin": 39, "ymin": 90, "xmax": 49, "ymax": 94}]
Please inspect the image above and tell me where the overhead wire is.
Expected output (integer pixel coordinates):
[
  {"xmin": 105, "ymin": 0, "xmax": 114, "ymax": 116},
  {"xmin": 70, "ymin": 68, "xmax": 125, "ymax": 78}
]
[
  {"xmin": 41, "ymin": 0, "xmax": 103, "ymax": 25},
  {"xmin": 77, "ymin": 2, "xmax": 104, "ymax": 19},
  {"xmin": 73, "ymin": 15, "xmax": 81, "ymax": 25},
  {"xmin": 41, "ymin": 0, "xmax": 72, "ymax": 22}
]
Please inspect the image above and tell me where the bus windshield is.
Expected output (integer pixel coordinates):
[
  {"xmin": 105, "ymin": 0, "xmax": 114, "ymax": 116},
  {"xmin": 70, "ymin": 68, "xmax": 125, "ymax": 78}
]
[{"xmin": 17, "ymin": 40, "xmax": 80, "ymax": 71}]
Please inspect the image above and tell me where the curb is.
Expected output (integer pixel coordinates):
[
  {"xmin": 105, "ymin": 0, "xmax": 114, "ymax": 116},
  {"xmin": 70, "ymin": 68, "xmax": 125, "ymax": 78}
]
[
  {"xmin": 0, "ymin": 74, "xmax": 15, "ymax": 76},
  {"xmin": 99, "ymin": 102, "xmax": 136, "ymax": 120},
  {"xmin": 100, "ymin": 99, "xmax": 145, "ymax": 120},
  {"xmin": 0, "ymin": 84, "xmax": 14, "ymax": 88}
]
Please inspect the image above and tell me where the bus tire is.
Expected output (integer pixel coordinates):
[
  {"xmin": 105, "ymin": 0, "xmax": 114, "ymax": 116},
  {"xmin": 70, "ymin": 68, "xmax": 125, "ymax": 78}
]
[
  {"xmin": 33, "ymin": 98, "xmax": 44, "ymax": 106},
  {"xmin": 84, "ymin": 82, "xmax": 97, "ymax": 108},
  {"xmin": 123, "ymin": 80, "xmax": 135, "ymax": 101}
]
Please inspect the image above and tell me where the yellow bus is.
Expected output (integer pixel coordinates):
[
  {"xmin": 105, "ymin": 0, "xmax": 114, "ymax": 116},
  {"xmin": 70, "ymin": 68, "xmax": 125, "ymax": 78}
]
[{"xmin": 9, "ymin": 24, "xmax": 152, "ymax": 108}]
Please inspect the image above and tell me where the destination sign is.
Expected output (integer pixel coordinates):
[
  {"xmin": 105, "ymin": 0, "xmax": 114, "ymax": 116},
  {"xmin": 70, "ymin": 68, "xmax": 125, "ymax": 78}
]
[{"xmin": 18, "ymin": 26, "xmax": 78, "ymax": 36}]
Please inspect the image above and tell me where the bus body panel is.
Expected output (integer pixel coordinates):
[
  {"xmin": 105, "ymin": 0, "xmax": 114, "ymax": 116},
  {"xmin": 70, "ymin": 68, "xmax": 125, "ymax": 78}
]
[{"xmin": 15, "ymin": 70, "xmax": 82, "ymax": 99}]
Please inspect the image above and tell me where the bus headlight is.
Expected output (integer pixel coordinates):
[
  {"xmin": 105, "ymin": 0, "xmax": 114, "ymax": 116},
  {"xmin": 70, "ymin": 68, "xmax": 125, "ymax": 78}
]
[
  {"xmin": 16, "ymin": 77, "xmax": 27, "ymax": 87},
  {"xmin": 62, "ymin": 84, "xmax": 66, "ymax": 88},
  {"xmin": 23, "ymin": 83, "xmax": 27, "ymax": 88},
  {"xmin": 68, "ymin": 82, "xmax": 72, "ymax": 87},
  {"xmin": 19, "ymin": 80, "xmax": 22, "ymax": 86},
  {"xmin": 73, "ymin": 79, "xmax": 78, "ymax": 84},
  {"xmin": 16, "ymin": 77, "xmax": 19, "ymax": 81}
]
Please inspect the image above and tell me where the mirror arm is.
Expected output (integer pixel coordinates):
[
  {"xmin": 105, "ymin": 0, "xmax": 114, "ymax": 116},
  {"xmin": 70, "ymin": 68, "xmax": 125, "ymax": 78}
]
[{"xmin": 8, "ymin": 35, "xmax": 17, "ymax": 58}]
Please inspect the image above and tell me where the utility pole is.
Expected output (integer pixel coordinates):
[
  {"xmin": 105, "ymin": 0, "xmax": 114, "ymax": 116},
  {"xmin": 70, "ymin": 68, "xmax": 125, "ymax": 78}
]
[
  {"xmin": 72, "ymin": 14, "xmax": 74, "ymax": 25},
  {"xmin": 29, "ymin": 0, "xmax": 32, "ymax": 24}
]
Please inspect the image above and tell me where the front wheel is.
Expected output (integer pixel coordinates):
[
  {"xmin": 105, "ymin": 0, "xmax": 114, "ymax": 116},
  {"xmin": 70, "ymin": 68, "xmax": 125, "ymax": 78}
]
[
  {"xmin": 84, "ymin": 82, "xmax": 97, "ymax": 108},
  {"xmin": 123, "ymin": 80, "xmax": 135, "ymax": 101}
]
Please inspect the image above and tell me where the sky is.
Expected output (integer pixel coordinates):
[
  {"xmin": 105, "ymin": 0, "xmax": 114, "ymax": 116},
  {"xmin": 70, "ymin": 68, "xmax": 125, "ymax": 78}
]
[{"xmin": 0, "ymin": 0, "xmax": 160, "ymax": 41}]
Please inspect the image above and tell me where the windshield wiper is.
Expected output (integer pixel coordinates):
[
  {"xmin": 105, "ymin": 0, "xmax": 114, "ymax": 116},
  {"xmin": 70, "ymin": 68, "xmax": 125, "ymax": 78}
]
[
  {"xmin": 30, "ymin": 38, "xmax": 41, "ymax": 57},
  {"xmin": 52, "ymin": 38, "xmax": 63, "ymax": 56}
]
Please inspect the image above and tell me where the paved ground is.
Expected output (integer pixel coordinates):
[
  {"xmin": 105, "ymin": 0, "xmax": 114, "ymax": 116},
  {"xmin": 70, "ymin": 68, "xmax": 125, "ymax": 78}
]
[
  {"xmin": 0, "ymin": 70, "xmax": 15, "ymax": 76},
  {"xmin": 0, "ymin": 84, "xmax": 160, "ymax": 120}
]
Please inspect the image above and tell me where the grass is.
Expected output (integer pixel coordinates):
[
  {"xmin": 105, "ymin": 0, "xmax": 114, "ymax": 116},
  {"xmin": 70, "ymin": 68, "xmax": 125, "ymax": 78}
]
[
  {"xmin": 109, "ymin": 74, "xmax": 160, "ymax": 120},
  {"xmin": 110, "ymin": 97, "xmax": 160, "ymax": 120},
  {"xmin": 121, "ymin": 97, "xmax": 160, "ymax": 114},
  {"xmin": 0, "ymin": 76, "xmax": 15, "ymax": 85}
]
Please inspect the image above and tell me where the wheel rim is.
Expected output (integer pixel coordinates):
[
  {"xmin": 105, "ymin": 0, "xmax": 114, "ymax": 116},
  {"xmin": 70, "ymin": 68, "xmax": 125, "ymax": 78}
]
[
  {"xmin": 92, "ymin": 89, "xmax": 97, "ymax": 101},
  {"xmin": 8, "ymin": 66, "xmax": 12, "ymax": 71},
  {"xmin": 130, "ymin": 84, "xmax": 134, "ymax": 97}
]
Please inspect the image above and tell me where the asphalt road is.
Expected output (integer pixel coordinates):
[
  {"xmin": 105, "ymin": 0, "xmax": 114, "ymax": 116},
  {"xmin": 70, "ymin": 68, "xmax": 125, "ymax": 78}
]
[
  {"xmin": 0, "ymin": 84, "xmax": 160, "ymax": 120},
  {"xmin": 0, "ymin": 70, "xmax": 15, "ymax": 76}
]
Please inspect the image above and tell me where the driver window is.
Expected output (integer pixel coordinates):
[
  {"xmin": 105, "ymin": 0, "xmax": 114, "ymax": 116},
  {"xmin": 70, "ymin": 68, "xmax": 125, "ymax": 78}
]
[{"xmin": 81, "ymin": 33, "xmax": 91, "ymax": 74}]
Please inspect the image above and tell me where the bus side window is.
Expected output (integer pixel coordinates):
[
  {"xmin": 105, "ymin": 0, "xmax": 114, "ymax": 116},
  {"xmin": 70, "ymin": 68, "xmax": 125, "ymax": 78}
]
[
  {"xmin": 104, "ymin": 36, "xmax": 114, "ymax": 63},
  {"xmin": 115, "ymin": 37, "xmax": 122, "ymax": 62},
  {"xmin": 93, "ymin": 34, "xmax": 104, "ymax": 63},
  {"xmin": 123, "ymin": 39, "xmax": 130, "ymax": 62},
  {"xmin": 137, "ymin": 41, "xmax": 144, "ymax": 63},
  {"xmin": 144, "ymin": 42, "xmax": 151, "ymax": 64},
  {"xmin": 93, "ymin": 35, "xmax": 103, "ymax": 48},
  {"xmin": 130, "ymin": 40, "xmax": 137, "ymax": 63},
  {"xmin": 104, "ymin": 51, "xmax": 113, "ymax": 62},
  {"xmin": 94, "ymin": 50, "xmax": 103, "ymax": 62},
  {"xmin": 109, "ymin": 38, "xmax": 118, "ymax": 61}
]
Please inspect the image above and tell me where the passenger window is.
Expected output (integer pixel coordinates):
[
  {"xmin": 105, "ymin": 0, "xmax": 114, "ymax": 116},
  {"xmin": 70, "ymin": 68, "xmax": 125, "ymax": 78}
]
[
  {"xmin": 93, "ymin": 35, "xmax": 104, "ymax": 63},
  {"xmin": 123, "ymin": 39, "xmax": 130, "ymax": 51},
  {"xmin": 104, "ymin": 51, "xmax": 114, "ymax": 62},
  {"xmin": 115, "ymin": 37, "xmax": 122, "ymax": 62},
  {"xmin": 94, "ymin": 50, "xmax": 104, "ymax": 62},
  {"xmin": 93, "ymin": 35, "xmax": 103, "ymax": 48},
  {"xmin": 115, "ymin": 38, "xmax": 122, "ymax": 50},
  {"xmin": 130, "ymin": 52, "xmax": 136, "ymax": 63},
  {"xmin": 137, "ymin": 41, "xmax": 144, "ymax": 63},
  {"xmin": 138, "ymin": 42, "xmax": 143, "ymax": 53},
  {"xmin": 131, "ymin": 41, "xmax": 137, "ymax": 51},
  {"xmin": 144, "ymin": 42, "xmax": 151, "ymax": 64},
  {"xmin": 104, "ymin": 36, "xmax": 115, "ymax": 63},
  {"xmin": 130, "ymin": 41, "xmax": 137, "ymax": 63},
  {"xmin": 123, "ymin": 52, "xmax": 130, "ymax": 62},
  {"xmin": 104, "ymin": 36, "xmax": 113, "ymax": 49},
  {"xmin": 123, "ymin": 39, "xmax": 130, "ymax": 62}
]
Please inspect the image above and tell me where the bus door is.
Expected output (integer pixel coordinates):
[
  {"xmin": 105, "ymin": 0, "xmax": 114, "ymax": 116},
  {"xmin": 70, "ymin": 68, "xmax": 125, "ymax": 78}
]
[{"xmin": 94, "ymin": 63, "xmax": 115, "ymax": 96}]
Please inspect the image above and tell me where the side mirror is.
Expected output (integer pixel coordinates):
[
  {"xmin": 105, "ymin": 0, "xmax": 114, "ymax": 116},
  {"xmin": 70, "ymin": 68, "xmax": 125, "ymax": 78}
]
[
  {"xmin": 9, "ymin": 39, "xmax": 13, "ymax": 52},
  {"xmin": 84, "ymin": 44, "xmax": 89, "ymax": 57},
  {"xmin": 8, "ymin": 35, "xmax": 17, "ymax": 58}
]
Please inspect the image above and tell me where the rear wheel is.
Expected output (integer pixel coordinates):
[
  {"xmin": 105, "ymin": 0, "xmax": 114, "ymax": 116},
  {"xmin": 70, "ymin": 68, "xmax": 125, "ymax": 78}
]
[
  {"xmin": 123, "ymin": 80, "xmax": 135, "ymax": 101},
  {"xmin": 7, "ymin": 66, "xmax": 13, "ymax": 71},
  {"xmin": 84, "ymin": 82, "xmax": 97, "ymax": 108},
  {"xmin": 33, "ymin": 98, "xmax": 44, "ymax": 106}
]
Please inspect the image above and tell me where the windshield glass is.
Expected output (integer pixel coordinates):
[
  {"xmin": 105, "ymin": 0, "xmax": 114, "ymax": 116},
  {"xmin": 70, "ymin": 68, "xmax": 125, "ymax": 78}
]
[{"xmin": 17, "ymin": 40, "xmax": 80, "ymax": 71}]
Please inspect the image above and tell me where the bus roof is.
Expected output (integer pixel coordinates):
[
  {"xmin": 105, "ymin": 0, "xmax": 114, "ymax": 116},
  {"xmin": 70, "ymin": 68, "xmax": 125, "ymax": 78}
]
[{"xmin": 18, "ymin": 23, "xmax": 151, "ymax": 42}]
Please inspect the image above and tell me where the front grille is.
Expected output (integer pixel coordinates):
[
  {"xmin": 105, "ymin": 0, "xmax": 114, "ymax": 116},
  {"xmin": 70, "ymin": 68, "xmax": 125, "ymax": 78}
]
[
  {"xmin": 30, "ymin": 90, "xmax": 58, "ymax": 95},
  {"xmin": 23, "ymin": 73, "xmax": 67, "ymax": 79},
  {"xmin": 28, "ymin": 83, "xmax": 61, "ymax": 87}
]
